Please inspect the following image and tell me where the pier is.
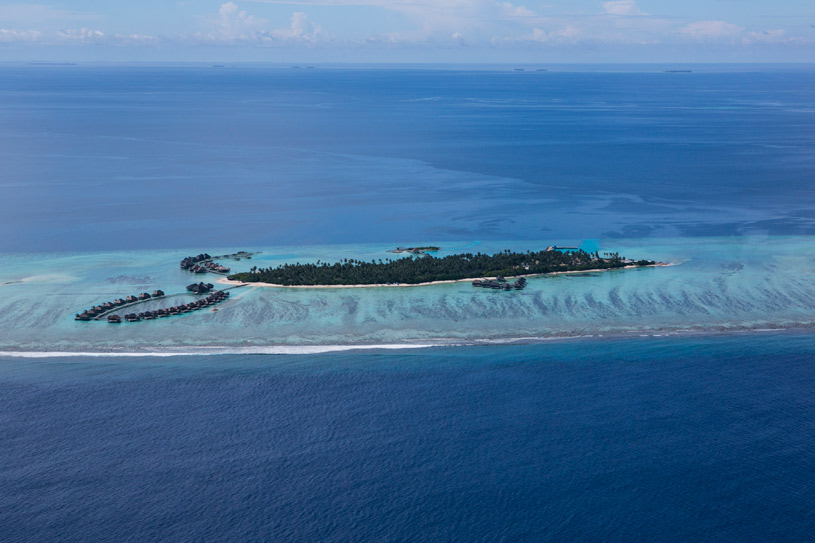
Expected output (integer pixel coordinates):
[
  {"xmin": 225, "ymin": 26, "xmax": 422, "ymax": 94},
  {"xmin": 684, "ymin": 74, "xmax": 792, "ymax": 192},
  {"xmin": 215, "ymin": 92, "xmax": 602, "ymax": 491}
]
[
  {"xmin": 118, "ymin": 290, "xmax": 231, "ymax": 322},
  {"xmin": 73, "ymin": 249, "xmax": 254, "ymax": 324},
  {"xmin": 76, "ymin": 288, "xmax": 241, "ymax": 324},
  {"xmin": 75, "ymin": 290, "xmax": 165, "ymax": 321}
]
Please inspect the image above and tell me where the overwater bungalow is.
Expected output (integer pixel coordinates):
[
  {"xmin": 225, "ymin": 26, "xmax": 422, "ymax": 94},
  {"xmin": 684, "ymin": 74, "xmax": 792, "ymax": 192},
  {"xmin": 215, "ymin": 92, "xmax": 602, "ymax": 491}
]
[
  {"xmin": 73, "ymin": 284, "xmax": 232, "ymax": 325},
  {"xmin": 187, "ymin": 282, "xmax": 214, "ymax": 294},
  {"xmin": 211, "ymin": 264, "xmax": 230, "ymax": 273},
  {"xmin": 180, "ymin": 254, "xmax": 212, "ymax": 269}
]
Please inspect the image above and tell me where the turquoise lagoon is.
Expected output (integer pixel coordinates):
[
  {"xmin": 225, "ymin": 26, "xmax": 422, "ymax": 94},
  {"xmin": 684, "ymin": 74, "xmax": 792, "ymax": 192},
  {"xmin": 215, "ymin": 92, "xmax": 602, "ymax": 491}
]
[{"xmin": 1, "ymin": 236, "xmax": 813, "ymax": 354}]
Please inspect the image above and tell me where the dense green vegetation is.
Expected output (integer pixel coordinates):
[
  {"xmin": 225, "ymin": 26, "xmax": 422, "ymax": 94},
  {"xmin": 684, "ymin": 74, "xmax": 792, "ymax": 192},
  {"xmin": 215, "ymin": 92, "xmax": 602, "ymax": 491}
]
[{"xmin": 229, "ymin": 249, "xmax": 655, "ymax": 286}]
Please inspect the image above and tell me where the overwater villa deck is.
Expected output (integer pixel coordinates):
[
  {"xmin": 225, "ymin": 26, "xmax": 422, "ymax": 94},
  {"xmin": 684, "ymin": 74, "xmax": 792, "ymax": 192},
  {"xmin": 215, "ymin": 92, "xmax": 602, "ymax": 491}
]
[
  {"xmin": 117, "ymin": 290, "xmax": 231, "ymax": 323},
  {"xmin": 179, "ymin": 251, "xmax": 258, "ymax": 276},
  {"xmin": 75, "ymin": 290, "xmax": 165, "ymax": 321},
  {"xmin": 75, "ymin": 289, "xmax": 234, "ymax": 323}
]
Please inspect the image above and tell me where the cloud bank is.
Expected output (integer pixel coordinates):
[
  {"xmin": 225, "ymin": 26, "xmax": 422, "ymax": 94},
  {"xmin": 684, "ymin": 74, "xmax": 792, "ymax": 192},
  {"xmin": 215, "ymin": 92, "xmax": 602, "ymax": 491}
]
[{"xmin": 0, "ymin": 1, "xmax": 811, "ymax": 60}]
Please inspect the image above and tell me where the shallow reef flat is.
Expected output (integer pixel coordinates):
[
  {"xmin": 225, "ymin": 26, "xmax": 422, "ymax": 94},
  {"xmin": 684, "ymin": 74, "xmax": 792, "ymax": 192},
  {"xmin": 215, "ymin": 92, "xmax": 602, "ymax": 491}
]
[{"xmin": 0, "ymin": 236, "xmax": 813, "ymax": 353}]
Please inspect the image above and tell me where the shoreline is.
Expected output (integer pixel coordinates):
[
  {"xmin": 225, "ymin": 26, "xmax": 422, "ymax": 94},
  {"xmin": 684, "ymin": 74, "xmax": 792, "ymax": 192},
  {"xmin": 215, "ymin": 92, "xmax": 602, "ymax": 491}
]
[
  {"xmin": 217, "ymin": 262, "xmax": 673, "ymax": 289},
  {"xmin": 0, "ymin": 322, "xmax": 806, "ymax": 357}
]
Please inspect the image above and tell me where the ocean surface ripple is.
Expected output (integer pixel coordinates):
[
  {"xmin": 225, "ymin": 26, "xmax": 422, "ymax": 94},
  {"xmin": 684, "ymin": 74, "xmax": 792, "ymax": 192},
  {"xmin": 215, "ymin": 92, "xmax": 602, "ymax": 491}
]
[{"xmin": 1, "ymin": 334, "xmax": 814, "ymax": 541}]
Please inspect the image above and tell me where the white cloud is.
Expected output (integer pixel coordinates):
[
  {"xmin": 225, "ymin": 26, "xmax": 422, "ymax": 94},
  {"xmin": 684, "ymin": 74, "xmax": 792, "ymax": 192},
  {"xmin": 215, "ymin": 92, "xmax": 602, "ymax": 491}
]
[
  {"xmin": 676, "ymin": 20, "xmax": 812, "ymax": 46},
  {"xmin": 57, "ymin": 28, "xmax": 105, "ymax": 42},
  {"xmin": 602, "ymin": 0, "xmax": 645, "ymax": 16},
  {"xmin": 0, "ymin": 4, "xmax": 106, "ymax": 44},
  {"xmin": 499, "ymin": 2, "xmax": 536, "ymax": 18},
  {"xmin": 744, "ymin": 29, "xmax": 786, "ymax": 44},
  {"xmin": 248, "ymin": 0, "xmax": 475, "ymax": 7},
  {"xmin": 195, "ymin": 3, "xmax": 329, "ymax": 44},
  {"xmin": 276, "ymin": 11, "xmax": 326, "ymax": 40},
  {"xmin": 217, "ymin": 1, "xmax": 268, "ymax": 39},
  {"xmin": 554, "ymin": 25, "xmax": 580, "ymax": 39},
  {"xmin": 527, "ymin": 28, "xmax": 548, "ymax": 42},
  {"xmin": 679, "ymin": 20, "xmax": 743, "ymax": 40},
  {"xmin": 54, "ymin": 28, "xmax": 159, "ymax": 46},
  {"xmin": 249, "ymin": 0, "xmax": 543, "ymax": 38},
  {"xmin": 520, "ymin": 24, "xmax": 580, "ymax": 43},
  {"xmin": 0, "ymin": 28, "xmax": 42, "ymax": 43},
  {"xmin": 0, "ymin": 26, "xmax": 159, "ymax": 46},
  {"xmin": 0, "ymin": 0, "xmax": 809, "ymax": 56},
  {"xmin": 0, "ymin": 5, "xmax": 166, "ymax": 47},
  {"xmin": 111, "ymin": 33, "xmax": 160, "ymax": 46},
  {"xmin": 742, "ymin": 28, "xmax": 812, "ymax": 46},
  {"xmin": 495, "ymin": 2, "xmax": 674, "ymax": 47}
]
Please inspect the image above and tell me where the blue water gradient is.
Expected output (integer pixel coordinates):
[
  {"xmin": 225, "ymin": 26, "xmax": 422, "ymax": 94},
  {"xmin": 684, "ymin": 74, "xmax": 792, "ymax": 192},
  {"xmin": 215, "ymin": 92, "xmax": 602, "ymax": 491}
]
[
  {"xmin": 1, "ymin": 66, "xmax": 815, "ymax": 540},
  {"xmin": 1, "ymin": 66, "xmax": 814, "ymax": 251},
  {"xmin": 1, "ymin": 236, "xmax": 813, "ymax": 352},
  {"xmin": 2, "ymin": 66, "xmax": 813, "ymax": 351},
  {"xmin": 2, "ymin": 333, "xmax": 814, "ymax": 542}
]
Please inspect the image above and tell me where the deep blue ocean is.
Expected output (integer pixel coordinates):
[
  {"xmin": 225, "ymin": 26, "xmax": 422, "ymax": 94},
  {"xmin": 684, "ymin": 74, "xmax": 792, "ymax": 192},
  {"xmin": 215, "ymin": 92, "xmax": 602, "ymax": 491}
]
[
  {"xmin": 2, "ymin": 65, "xmax": 815, "ymax": 540},
  {"xmin": 2, "ymin": 334, "xmax": 815, "ymax": 542},
  {"xmin": 1, "ymin": 65, "xmax": 814, "ymax": 251}
]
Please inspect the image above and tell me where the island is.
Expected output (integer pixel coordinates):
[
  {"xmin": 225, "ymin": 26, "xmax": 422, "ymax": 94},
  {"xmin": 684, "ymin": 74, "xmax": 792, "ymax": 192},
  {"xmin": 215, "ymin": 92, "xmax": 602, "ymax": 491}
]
[
  {"xmin": 227, "ymin": 248, "xmax": 657, "ymax": 287},
  {"xmin": 388, "ymin": 246, "xmax": 441, "ymax": 254},
  {"xmin": 71, "ymin": 247, "xmax": 662, "ymax": 323}
]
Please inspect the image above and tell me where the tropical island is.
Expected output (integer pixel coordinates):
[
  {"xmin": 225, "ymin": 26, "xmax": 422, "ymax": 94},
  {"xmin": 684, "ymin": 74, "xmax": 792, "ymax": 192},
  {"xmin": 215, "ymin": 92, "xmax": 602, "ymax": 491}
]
[{"xmin": 227, "ymin": 248, "xmax": 657, "ymax": 287}]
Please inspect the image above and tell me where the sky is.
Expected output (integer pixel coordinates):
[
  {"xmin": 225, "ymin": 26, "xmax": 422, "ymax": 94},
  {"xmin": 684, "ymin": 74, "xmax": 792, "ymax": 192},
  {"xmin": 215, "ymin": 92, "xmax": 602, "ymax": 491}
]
[{"xmin": 0, "ymin": 0, "xmax": 813, "ymax": 63}]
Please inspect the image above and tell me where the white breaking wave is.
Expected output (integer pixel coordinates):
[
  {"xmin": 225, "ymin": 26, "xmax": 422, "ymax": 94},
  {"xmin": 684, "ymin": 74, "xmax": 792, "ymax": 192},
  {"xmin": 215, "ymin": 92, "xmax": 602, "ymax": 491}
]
[
  {"xmin": 0, "ymin": 344, "xmax": 437, "ymax": 358},
  {"xmin": 0, "ymin": 326, "xmax": 801, "ymax": 358}
]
